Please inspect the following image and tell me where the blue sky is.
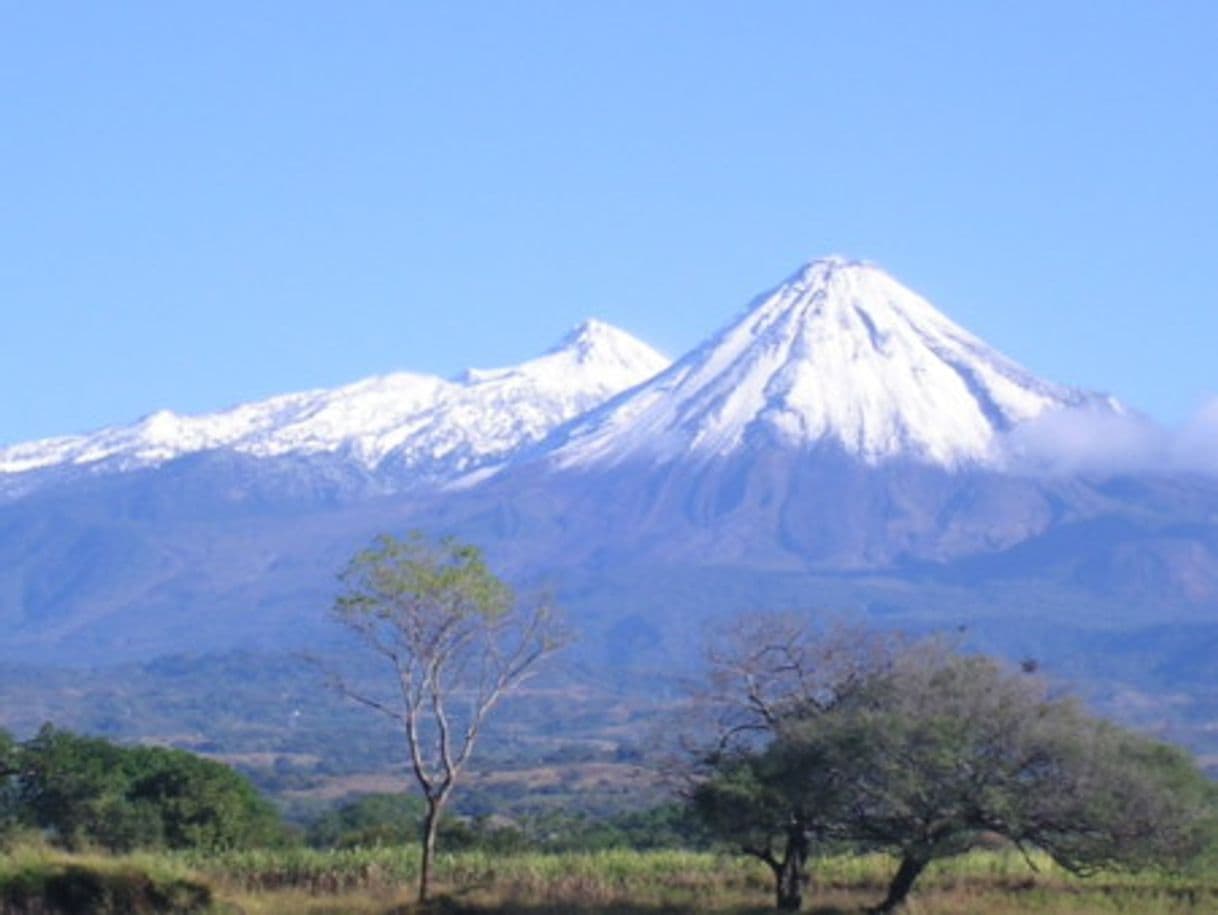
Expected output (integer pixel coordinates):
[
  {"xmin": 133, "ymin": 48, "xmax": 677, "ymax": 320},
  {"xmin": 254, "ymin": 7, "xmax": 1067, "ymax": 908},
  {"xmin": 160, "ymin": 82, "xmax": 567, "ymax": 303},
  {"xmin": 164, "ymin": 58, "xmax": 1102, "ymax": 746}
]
[{"xmin": 2, "ymin": 2, "xmax": 1216, "ymax": 444}]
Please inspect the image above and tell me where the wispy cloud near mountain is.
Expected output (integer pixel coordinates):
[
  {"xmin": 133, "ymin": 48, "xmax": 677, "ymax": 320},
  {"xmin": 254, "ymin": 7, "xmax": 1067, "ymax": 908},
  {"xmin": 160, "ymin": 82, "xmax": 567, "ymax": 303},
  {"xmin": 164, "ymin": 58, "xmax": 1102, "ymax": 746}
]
[{"xmin": 1000, "ymin": 397, "xmax": 1218, "ymax": 476}]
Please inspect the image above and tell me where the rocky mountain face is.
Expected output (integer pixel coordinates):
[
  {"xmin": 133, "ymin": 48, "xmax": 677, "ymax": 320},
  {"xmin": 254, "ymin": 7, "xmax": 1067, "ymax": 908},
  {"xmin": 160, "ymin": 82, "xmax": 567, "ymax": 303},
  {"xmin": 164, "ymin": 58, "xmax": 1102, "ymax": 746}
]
[{"xmin": 1, "ymin": 259, "xmax": 1216, "ymax": 685}]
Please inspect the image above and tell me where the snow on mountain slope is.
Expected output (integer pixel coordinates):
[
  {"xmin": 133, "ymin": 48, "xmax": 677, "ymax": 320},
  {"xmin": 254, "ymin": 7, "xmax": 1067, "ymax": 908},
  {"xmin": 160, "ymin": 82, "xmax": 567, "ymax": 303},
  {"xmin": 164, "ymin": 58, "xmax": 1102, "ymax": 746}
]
[
  {"xmin": 0, "ymin": 319, "xmax": 669, "ymax": 484},
  {"xmin": 377, "ymin": 319, "xmax": 670, "ymax": 480},
  {"xmin": 542, "ymin": 258, "xmax": 1116, "ymax": 471}
]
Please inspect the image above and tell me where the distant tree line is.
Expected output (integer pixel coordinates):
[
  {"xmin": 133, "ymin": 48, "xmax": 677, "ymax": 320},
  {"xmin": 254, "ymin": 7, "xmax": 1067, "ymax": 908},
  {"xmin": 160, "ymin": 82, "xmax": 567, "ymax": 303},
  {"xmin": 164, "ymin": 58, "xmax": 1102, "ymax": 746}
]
[
  {"xmin": 686, "ymin": 615, "xmax": 1218, "ymax": 912},
  {"xmin": 303, "ymin": 792, "xmax": 710, "ymax": 854},
  {"xmin": 0, "ymin": 725, "xmax": 284, "ymax": 852},
  {"xmin": 0, "ymin": 723, "xmax": 706, "ymax": 859}
]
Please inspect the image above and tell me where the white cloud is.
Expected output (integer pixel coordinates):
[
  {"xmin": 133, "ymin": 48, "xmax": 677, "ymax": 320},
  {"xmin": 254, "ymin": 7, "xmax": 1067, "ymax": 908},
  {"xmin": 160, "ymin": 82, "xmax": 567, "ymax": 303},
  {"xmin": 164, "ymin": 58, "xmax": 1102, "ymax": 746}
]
[
  {"xmin": 999, "ymin": 397, "xmax": 1218, "ymax": 477},
  {"xmin": 1176, "ymin": 397, "xmax": 1218, "ymax": 474}
]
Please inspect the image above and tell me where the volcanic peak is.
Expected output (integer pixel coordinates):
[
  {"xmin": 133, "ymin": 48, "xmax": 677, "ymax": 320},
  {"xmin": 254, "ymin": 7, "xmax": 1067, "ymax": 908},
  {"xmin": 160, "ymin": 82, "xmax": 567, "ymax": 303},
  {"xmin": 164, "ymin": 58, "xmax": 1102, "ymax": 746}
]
[{"xmin": 542, "ymin": 258, "xmax": 1111, "ymax": 470}]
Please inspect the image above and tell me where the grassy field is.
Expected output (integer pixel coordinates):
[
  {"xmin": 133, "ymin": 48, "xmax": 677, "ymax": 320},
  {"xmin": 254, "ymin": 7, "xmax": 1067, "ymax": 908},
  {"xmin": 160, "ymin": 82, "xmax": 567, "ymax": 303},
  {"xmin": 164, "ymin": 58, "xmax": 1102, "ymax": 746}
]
[{"xmin": 5, "ymin": 844, "xmax": 1218, "ymax": 914}]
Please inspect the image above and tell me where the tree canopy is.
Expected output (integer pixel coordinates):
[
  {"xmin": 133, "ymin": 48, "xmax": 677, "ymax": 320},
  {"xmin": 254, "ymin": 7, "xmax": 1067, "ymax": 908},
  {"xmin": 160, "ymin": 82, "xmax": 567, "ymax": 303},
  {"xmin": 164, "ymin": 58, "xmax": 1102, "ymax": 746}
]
[
  {"xmin": 2, "ymin": 726, "xmax": 284, "ymax": 852},
  {"xmin": 686, "ymin": 614, "xmax": 894, "ymax": 910},
  {"xmin": 690, "ymin": 621, "xmax": 1218, "ymax": 913}
]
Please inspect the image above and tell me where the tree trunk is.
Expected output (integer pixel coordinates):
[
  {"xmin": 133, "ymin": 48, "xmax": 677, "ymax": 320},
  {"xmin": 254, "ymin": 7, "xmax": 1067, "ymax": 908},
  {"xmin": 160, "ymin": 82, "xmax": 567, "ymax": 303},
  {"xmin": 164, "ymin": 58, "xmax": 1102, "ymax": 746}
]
[
  {"xmin": 774, "ymin": 823, "xmax": 810, "ymax": 911},
  {"xmin": 871, "ymin": 854, "xmax": 928, "ymax": 914},
  {"xmin": 774, "ymin": 854, "xmax": 803, "ymax": 911},
  {"xmin": 418, "ymin": 798, "xmax": 441, "ymax": 903}
]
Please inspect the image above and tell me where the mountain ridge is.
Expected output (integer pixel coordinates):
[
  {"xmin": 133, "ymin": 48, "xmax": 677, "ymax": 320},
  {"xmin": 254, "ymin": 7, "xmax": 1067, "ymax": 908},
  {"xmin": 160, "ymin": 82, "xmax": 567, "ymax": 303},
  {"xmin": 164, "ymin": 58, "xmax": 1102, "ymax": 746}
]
[
  {"xmin": 1, "ymin": 256, "xmax": 1216, "ymax": 676},
  {"xmin": 0, "ymin": 319, "xmax": 669, "ymax": 495},
  {"xmin": 2, "ymin": 258, "xmax": 1131, "ymax": 491}
]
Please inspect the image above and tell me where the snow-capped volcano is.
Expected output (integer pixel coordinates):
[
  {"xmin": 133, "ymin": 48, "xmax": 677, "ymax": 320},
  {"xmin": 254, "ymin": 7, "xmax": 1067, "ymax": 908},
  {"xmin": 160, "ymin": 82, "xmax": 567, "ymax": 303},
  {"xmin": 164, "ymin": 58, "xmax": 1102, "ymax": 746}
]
[
  {"xmin": 0, "ymin": 319, "xmax": 669, "ymax": 488},
  {"xmin": 543, "ymin": 258, "xmax": 1113, "ymax": 471},
  {"xmin": 5, "ymin": 256, "xmax": 1218, "ymax": 670}
]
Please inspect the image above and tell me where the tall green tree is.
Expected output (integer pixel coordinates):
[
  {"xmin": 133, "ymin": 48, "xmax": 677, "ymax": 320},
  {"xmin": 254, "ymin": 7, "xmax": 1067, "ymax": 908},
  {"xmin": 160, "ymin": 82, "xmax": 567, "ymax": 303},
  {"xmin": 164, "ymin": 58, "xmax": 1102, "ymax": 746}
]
[{"xmin": 330, "ymin": 532, "xmax": 567, "ymax": 903}]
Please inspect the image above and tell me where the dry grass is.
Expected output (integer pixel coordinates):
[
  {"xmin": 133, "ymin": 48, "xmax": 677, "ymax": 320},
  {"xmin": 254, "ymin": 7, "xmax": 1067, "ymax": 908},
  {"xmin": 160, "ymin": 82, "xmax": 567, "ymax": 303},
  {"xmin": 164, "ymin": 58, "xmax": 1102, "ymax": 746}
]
[
  {"xmin": 221, "ymin": 887, "xmax": 1218, "ymax": 915},
  {"xmin": 6, "ymin": 845, "xmax": 1218, "ymax": 914},
  {"xmin": 200, "ymin": 848, "xmax": 1218, "ymax": 914},
  {"xmin": 0, "ymin": 843, "xmax": 213, "ymax": 914}
]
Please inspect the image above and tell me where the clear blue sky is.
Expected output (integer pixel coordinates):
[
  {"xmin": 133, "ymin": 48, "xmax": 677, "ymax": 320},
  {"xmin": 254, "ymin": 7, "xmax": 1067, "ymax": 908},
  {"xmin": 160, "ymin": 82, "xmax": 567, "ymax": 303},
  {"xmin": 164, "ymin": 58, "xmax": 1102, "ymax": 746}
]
[{"xmin": 3, "ymin": 2, "xmax": 1216, "ymax": 444}]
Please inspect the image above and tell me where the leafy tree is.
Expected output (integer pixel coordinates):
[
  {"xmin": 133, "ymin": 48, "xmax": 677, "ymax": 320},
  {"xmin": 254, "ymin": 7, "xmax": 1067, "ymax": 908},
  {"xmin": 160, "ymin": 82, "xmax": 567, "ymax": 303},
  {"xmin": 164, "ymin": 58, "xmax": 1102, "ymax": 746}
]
[
  {"xmin": 330, "ymin": 532, "xmax": 567, "ymax": 902},
  {"xmin": 124, "ymin": 744, "xmax": 284, "ymax": 850},
  {"xmin": 685, "ymin": 613, "xmax": 893, "ymax": 910},
  {"xmin": 0, "ymin": 729, "xmax": 19, "ymax": 842},
  {"xmin": 1001, "ymin": 714, "xmax": 1217, "ymax": 877},
  {"xmin": 692, "ymin": 746, "xmax": 815, "ymax": 909},
  {"xmin": 306, "ymin": 793, "xmax": 426, "ymax": 848},
  {"xmin": 14, "ymin": 726, "xmax": 283, "ymax": 851},
  {"xmin": 17, "ymin": 727, "xmax": 140, "ymax": 850},
  {"xmin": 600, "ymin": 803, "xmax": 714, "ymax": 851},
  {"xmin": 690, "ymin": 624, "xmax": 1217, "ymax": 913},
  {"xmin": 497, "ymin": 804, "xmax": 711, "ymax": 854},
  {"xmin": 807, "ymin": 648, "xmax": 1216, "ymax": 912},
  {"xmin": 0, "ymin": 730, "xmax": 16, "ymax": 774}
]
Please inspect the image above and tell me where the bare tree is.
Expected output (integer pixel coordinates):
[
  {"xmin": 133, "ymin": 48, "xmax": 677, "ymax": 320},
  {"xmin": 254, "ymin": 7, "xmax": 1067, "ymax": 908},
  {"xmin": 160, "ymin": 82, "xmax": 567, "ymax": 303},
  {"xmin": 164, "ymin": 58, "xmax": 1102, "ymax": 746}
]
[
  {"xmin": 697, "ymin": 612, "xmax": 896, "ymax": 749},
  {"xmin": 328, "ymin": 532, "xmax": 566, "ymax": 902}
]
